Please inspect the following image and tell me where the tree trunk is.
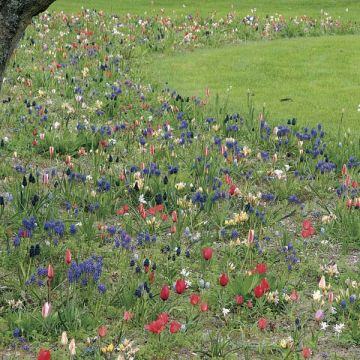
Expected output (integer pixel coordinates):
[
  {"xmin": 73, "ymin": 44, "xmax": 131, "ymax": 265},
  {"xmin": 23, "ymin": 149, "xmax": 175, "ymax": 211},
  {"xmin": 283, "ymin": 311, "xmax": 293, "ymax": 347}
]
[{"xmin": 0, "ymin": 0, "xmax": 56, "ymax": 92}]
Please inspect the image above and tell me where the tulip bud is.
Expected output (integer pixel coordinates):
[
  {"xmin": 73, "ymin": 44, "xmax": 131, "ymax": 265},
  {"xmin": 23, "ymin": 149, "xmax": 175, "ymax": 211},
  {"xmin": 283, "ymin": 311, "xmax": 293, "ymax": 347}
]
[
  {"xmin": 61, "ymin": 331, "xmax": 68, "ymax": 345},
  {"xmin": 160, "ymin": 285, "xmax": 170, "ymax": 301},
  {"xmin": 328, "ymin": 291, "xmax": 334, "ymax": 303},
  {"xmin": 171, "ymin": 211, "xmax": 177, "ymax": 223},
  {"xmin": 219, "ymin": 273, "xmax": 229, "ymax": 287},
  {"xmin": 345, "ymin": 175, "xmax": 351, "ymax": 187},
  {"xmin": 98, "ymin": 325, "xmax": 107, "ymax": 337},
  {"xmin": 69, "ymin": 338, "xmax": 76, "ymax": 356},
  {"xmin": 43, "ymin": 173, "xmax": 49, "ymax": 185},
  {"xmin": 48, "ymin": 145, "xmax": 55, "ymax": 158},
  {"xmin": 65, "ymin": 155, "xmax": 71, "ymax": 165},
  {"xmin": 47, "ymin": 264, "xmax": 54, "ymax": 280},
  {"xmin": 204, "ymin": 147, "xmax": 209, "ymax": 157},
  {"xmin": 341, "ymin": 164, "xmax": 347, "ymax": 175},
  {"xmin": 42, "ymin": 302, "xmax": 52, "ymax": 319},
  {"xmin": 247, "ymin": 229, "xmax": 255, "ymax": 243},
  {"xmin": 346, "ymin": 199, "xmax": 353, "ymax": 209},
  {"xmin": 318, "ymin": 276, "xmax": 326, "ymax": 291},
  {"xmin": 65, "ymin": 249, "xmax": 72, "ymax": 264},
  {"xmin": 150, "ymin": 144, "xmax": 155, "ymax": 155},
  {"xmin": 40, "ymin": 133, "xmax": 45, "ymax": 140}
]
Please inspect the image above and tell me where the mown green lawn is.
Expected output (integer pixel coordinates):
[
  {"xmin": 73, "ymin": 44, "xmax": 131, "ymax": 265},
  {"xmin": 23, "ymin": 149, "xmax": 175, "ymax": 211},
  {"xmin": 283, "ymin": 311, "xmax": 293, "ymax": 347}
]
[
  {"xmin": 49, "ymin": 0, "xmax": 360, "ymax": 132},
  {"xmin": 51, "ymin": 0, "xmax": 360, "ymax": 19},
  {"xmin": 146, "ymin": 35, "xmax": 360, "ymax": 131}
]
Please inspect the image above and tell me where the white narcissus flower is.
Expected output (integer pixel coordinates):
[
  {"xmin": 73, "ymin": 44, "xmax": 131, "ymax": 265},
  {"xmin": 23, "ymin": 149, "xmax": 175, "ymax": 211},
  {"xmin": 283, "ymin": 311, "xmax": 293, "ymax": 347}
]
[
  {"xmin": 334, "ymin": 323, "xmax": 345, "ymax": 334},
  {"xmin": 313, "ymin": 290, "xmax": 322, "ymax": 302},
  {"xmin": 138, "ymin": 194, "xmax": 147, "ymax": 204},
  {"xmin": 320, "ymin": 322, "xmax": 328, "ymax": 330}
]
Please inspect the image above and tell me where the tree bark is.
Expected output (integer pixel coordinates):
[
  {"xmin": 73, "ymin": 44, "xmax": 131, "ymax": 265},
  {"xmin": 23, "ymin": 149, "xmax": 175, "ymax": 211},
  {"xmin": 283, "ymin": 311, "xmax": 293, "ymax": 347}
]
[{"xmin": 0, "ymin": 0, "xmax": 56, "ymax": 92}]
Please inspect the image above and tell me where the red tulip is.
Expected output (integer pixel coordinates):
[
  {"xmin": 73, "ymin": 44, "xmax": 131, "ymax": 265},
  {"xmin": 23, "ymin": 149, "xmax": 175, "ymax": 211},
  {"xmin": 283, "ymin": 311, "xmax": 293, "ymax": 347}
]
[
  {"xmin": 170, "ymin": 224, "xmax": 176, "ymax": 233},
  {"xmin": 235, "ymin": 295, "xmax": 244, "ymax": 305},
  {"xmin": 47, "ymin": 264, "xmax": 54, "ymax": 280},
  {"xmin": 200, "ymin": 302, "xmax": 208, "ymax": 312},
  {"xmin": 189, "ymin": 293, "xmax": 200, "ymax": 305},
  {"xmin": 160, "ymin": 285, "xmax": 170, "ymax": 301},
  {"xmin": 254, "ymin": 285, "xmax": 264, "ymax": 298},
  {"xmin": 65, "ymin": 249, "xmax": 72, "ymax": 264},
  {"xmin": 157, "ymin": 313, "xmax": 170, "ymax": 326},
  {"xmin": 219, "ymin": 273, "xmax": 229, "ymax": 287},
  {"xmin": 38, "ymin": 349, "xmax": 51, "ymax": 360},
  {"xmin": 257, "ymin": 318, "xmax": 267, "ymax": 331},
  {"xmin": 202, "ymin": 247, "xmax": 213, "ymax": 261},
  {"xmin": 169, "ymin": 321, "xmax": 181, "ymax": 334},
  {"xmin": 255, "ymin": 263, "xmax": 267, "ymax": 274},
  {"xmin": 175, "ymin": 279, "xmax": 186, "ymax": 294},
  {"xmin": 302, "ymin": 347, "xmax": 312, "ymax": 358},
  {"xmin": 172, "ymin": 211, "xmax": 177, "ymax": 223},
  {"xmin": 98, "ymin": 325, "xmax": 107, "ymax": 337},
  {"xmin": 260, "ymin": 278, "xmax": 270, "ymax": 292},
  {"xmin": 145, "ymin": 320, "xmax": 165, "ymax": 334}
]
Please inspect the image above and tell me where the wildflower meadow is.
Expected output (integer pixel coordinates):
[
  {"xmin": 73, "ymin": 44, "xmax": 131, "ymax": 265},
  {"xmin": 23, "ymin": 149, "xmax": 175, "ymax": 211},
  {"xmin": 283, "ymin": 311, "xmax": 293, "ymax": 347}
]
[{"xmin": 0, "ymin": 1, "xmax": 359, "ymax": 359}]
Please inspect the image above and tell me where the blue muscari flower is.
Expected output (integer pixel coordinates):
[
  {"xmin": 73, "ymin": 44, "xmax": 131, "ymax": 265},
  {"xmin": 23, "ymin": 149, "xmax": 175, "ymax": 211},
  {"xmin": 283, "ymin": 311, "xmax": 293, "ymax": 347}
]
[
  {"xmin": 37, "ymin": 266, "xmax": 47, "ymax": 277},
  {"xmin": 70, "ymin": 224, "xmax": 77, "ymax": 235},
  {"xmin": 13, "ymin": 328, "xmax": 22, "ymax": 338},
  {"xmin": 13, "ymin": 236, "xmax": 20, "ymax": 247},
  {"xmin": 22, "ymin": 217, "xmax": 36, "ymax": 231},
  {"xmin": 168, "ymin": 165, "xmax": 178, "ymax": 175},
  {"xmin": 340, "ymin": 300, "xmax": 347, "ymax": 309},
  {"xmin": 98, "ymin": 283, "xmax": 106, "ymax": 294},
  {"xmin": 315, "ymin": 160, "xmax": 336, "ymax": 174},
  {"xmin": 97, "ymin": 177, "xmax": 111, "ymax": 192},
  {"xmin": 261, "ymin": 192, "xmax": 274, "ymax": 202},
  {"xmin": 349, "ymin": 295, "xmax": 356, "ymax": 303},
  {"xmin": 288, "ymin": 195, "xmax": 301, "ymax": 204},
  {"xmin": 180, "ymin": 120, "xmax": 188, "ymax": 129}
]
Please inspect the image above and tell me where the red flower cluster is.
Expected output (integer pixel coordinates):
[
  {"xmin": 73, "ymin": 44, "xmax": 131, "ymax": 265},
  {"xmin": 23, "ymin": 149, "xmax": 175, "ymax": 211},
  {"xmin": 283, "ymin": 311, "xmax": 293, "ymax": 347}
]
[
  {"xmin": 116, "ymin": 204, "xmax": 129, "ymax": 215},
  {"xmin": 301, "ymin": 219, "xmax": 316, "ymax": 238},
  {"xmin": 253, "ymin": 278, "xmax": 270, "ymax": 298},
  {"xmin": 145, "ymin": 313, "xmax": 182, "ymax": 334}
]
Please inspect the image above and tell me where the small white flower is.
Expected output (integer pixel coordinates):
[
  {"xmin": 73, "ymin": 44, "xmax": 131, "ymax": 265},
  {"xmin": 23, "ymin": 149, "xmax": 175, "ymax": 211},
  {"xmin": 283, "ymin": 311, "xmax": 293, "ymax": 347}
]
[
  {"xmin": 86, "ymin": 175, "xmax": 93, "ymax": 181},
  {"xmin": 320, "ymin": 322, "xmax": 328, "ymax": 330},
  {"xmin": 313, "ymin": 290, "xmax": 322, "ymax": 302},
  {"xmin": 222, "ymin": 308, "xmax": 230, "ymax": 317},
  {"xmin": 180, "ymin": 268, "xmax": 190, "ymax": 277},
  {"xmin": 334, "ymin": 323, "xmax": 345, "ymax": 334},
  {"xmin": 330, "ymin": 306, "xmax": 337, "ymax": 314},
  {"xmin": 138, "ymin": 194, "xmax": 147, "ymax": 204}
]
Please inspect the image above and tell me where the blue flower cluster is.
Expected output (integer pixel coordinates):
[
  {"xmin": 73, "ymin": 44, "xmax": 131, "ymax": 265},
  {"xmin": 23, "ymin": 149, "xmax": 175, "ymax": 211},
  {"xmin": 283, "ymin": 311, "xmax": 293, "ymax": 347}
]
[
  {"xmin": 97, "ymin": 177, "xmax": 111, "ymax": 192},
  {"xmin": 68, "ymin": 256, "xmax": 103, "ymax": 285},
  {"xmin": 44, "ymin": 220, "xmax": 65, "ymax": 238},
  {"xmin": 315, "ymin": 160, "xmax": 336, "ymax": 174}
]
